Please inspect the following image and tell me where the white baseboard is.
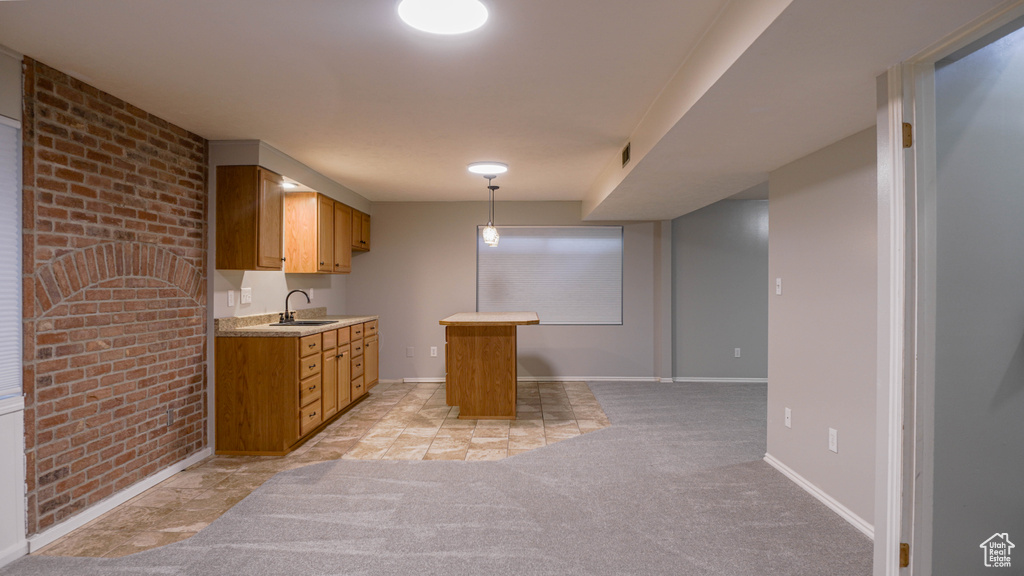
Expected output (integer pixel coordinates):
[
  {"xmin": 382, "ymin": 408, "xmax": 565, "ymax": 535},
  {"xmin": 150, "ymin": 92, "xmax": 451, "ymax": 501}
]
[
  {"xmin": 28, "ymin": 447, "xmax": 213, "ymax": 552},
  {"xmin": 658, "ymin": 377, "xmax": 674, "ymax": 383},
  {"xmin": 0, "ymin": 540, "xmax": 28, "ymax": 569},
  {"xmin": 763, "ymin": 453, "xmax": 874, "ymax": 539},
  {"xmin": 674, "ymin": 377, "xmax": 768, "ymax": 384},
  {"xmin": 403, "ymin": 376, "xmax": 660, "ymax": 383}
]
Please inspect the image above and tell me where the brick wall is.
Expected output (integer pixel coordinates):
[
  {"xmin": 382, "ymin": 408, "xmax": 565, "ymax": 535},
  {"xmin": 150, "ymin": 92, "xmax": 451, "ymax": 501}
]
[{"xmin": 22, "ymin": 59, "xmax": 208, "ymax": 534}]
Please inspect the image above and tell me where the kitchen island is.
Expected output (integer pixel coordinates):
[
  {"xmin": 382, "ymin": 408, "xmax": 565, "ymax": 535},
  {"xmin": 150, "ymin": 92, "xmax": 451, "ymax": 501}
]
[{"xmin": 440, "ymin": 312, "xmax": 540, "ymax": 419}]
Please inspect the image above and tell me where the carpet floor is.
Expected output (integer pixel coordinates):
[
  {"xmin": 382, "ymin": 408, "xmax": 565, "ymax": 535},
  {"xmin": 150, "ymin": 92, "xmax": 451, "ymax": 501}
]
[{"xmin": 1, "ymin": 382, "xmax": 873, "ymax": 576}]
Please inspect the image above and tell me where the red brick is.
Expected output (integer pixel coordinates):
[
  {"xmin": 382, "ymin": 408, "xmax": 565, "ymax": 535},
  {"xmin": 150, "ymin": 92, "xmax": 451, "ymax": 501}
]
[{"xmin": 24, "ymin": 59, "xmax": 207, "ymax": 537}]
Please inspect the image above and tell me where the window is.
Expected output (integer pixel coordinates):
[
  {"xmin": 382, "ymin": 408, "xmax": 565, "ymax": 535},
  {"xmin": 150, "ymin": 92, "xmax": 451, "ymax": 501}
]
[
  {"xmin": 476, "ymin": 226, "xmax": 623, "ymax": 325},
  {"xmin": 0, "ymin": 117, "xmax": 20, "ymax": 399}
]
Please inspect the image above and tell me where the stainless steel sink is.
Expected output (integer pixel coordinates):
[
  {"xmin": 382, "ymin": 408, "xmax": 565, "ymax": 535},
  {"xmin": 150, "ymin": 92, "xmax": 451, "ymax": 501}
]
[{"xmin": 269, "ymin": 320, "xmax": 338, "ymax": 326}]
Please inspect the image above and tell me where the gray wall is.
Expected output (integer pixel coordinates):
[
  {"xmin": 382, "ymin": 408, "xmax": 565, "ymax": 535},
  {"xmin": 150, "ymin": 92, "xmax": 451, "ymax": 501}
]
[
  {"xmin": 672, "ymin": 199, "xmax": 768, "ymax": 379},
  {"xmin": 345, "ymin": 201, "xmax": 657, "ymax": 380},
  {"xmin": 931, "ymin": 26, "xmax": 1024, "ymax": 574},
  {"xmin": 767, "ymin": 128, "xmax": 877, "ymax": 526},
  {"xmin": 0, "ymin": 47, "xmax": 18, "ymax": 121}
]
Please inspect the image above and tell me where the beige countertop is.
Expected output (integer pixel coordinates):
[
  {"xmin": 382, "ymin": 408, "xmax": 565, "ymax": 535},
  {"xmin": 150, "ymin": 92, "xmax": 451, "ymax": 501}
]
[
  {"xmin": 439, "ymin": 312, "xmax": 540, "ymax": 326},
  {"xmin": 215, "ymin": 307, "xmax": 378, "ymax": 337}
]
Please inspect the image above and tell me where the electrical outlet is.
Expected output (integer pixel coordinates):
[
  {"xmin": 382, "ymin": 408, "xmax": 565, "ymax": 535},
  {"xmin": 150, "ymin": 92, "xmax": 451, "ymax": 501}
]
[
  {"xmin": 406, "ymin": 346, "xmax": 415, "ymax": 358},
  {"xmin": 784, "ymin": 407, "xmax": 791, "ymax": 428},
  {"xmin": 240, "ymin": 287, "xmax": 252, "ymax": 304},
  {"xmin": 166, "ymin": 408, "xmax": 175, "ymax": 426},
  {"xmin": 308, "ymin": 288, "xmax": 314, "ymax": 301},
  {"xmin": 227, "ymin": 290, "xmax": 234, "ymax": 307},
  {"xmin": 734, "ymin": 348, "xmax": 741, "ymax": 358},
  {"xmin": 829, "ymin": 428, "xmax": 838, "ymax": 453},
  {"xmin": 430, "ymin": 346, "xmax": 437, "ymax": 357},
  {"xmin": 775, "ymin": 278, "xmax": 782, "ymax": 295}
]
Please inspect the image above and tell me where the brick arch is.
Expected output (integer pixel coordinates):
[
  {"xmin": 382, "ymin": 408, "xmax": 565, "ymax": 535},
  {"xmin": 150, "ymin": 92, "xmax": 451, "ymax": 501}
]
[{"xmin": 33, "ymin": 241, "xmax": 203, "ymax": 314}]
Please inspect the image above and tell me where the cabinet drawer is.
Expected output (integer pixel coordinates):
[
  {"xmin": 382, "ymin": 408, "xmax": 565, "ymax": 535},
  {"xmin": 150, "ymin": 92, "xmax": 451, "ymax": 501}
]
[
  {"xmin": 352, "ymin": 356, "xmax": 365, "ymax": 378},
  {"xmin": 351, "ymin": 375, "xmax": 365, "ymax": 398},
  {"xmin": 351, "ymin": 323, "xmax": 364, "ymax": 339},
  {"xmin": 364, "ymin": 320, "xmax": 377, "ymax": 337},
  {"xmin": 351, "ymin": 338, "xmax": 364, "ymax": 357},
  {"xmin": 299, "ymin": 355, "xmax": 321, "ymax": 380},
  {"xmin": 299, "ymin": 374, "xmax": 321, "ymax": 407},
  {"xmin": 322, "ymin": 329, "xmax": 337, "ymax": 351},
  {"xmin": 336, "ymin": 326, "xmax": 350, "ymax": 344},
  {"xmin": 300, "ymin": 334, "xmax": 321, "ymax": 358},
  {"xmin": 300, "ymin": 400, "xmax": 322, "ymax": 437}
]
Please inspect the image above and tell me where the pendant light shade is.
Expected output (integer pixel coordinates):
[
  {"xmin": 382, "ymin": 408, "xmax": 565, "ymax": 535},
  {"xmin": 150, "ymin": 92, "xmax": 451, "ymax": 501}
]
[{"xmin": 482, "ymin": 224, "xmax": 499, "ymax": 247}]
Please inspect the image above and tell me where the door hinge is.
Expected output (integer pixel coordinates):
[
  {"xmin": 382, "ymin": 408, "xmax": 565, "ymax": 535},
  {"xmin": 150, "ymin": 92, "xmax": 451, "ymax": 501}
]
[
  {"xmin": 900, "ymin": 542, "xmax": 910, "ymax": 568},
  {"xmin": 902, "ymin": 123, "xmax": 913, "ymax": 148}
]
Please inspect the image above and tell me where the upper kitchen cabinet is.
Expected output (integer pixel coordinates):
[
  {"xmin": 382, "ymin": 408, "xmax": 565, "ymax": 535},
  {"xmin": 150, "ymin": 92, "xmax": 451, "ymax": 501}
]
[
  {"xmin": 352, "ymin": 209, "xmax": 371, "ymax": 252},
  {"xmin": 216, "ymin": 165, "xmax": 284, "ymax": 270},
  {"xmin": 285, "ymin": 192, "xmax": 352, "ymax": 274}
]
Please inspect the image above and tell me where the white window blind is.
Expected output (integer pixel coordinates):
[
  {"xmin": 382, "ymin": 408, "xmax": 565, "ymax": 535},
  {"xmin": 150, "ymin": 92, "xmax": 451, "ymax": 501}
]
[
  {"xmin": 477, "ymin": 226, "xmax": 623, "ymax": 325},
  {"xmin": 0, "ymin": 118, "xmax": 21, "ymax": 399}
]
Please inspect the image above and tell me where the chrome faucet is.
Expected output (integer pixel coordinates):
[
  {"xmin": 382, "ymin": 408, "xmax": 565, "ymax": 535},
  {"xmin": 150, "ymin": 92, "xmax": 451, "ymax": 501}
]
[{"xmin": 281, "ymin": 289, "xmax": 310, "ymax": 323}]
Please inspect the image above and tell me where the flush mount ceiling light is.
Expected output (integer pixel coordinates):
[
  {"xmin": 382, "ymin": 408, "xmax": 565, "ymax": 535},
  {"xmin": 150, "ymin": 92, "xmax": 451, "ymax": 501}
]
[
  {"xmin": 467, "ymin": 161, "xmax": 507, "ymax": 176},
  {"xmin": 398, "ymin": 0, "xmax": 488, "ymax": 35}
]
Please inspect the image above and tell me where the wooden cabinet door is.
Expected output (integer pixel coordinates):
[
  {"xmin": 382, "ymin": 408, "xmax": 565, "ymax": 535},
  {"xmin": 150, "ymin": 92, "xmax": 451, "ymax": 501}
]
[
  {"xmin": 365, "ymin": 334, "xmax": 378, "ymax": 388},
  {"xmin": 351, "ymin": 208, "xmax": 363, "ymax": 250},
  {"xmin": 334, "ymin": 202, "xmax": 352, "ymax": 273},
  {"xmin": 360, "ymin": 212, "xmax": 371, "ymax": 251},
  {"xmin": 337, "ymin": 344, "xmax": 352, "ymax": 408},
  {"xmin": 317, "ymin": 194, "xmax": 334, "ymax": 272},
  {"xmin": 257, "ymin": 168, "xmax": 284, "ymax": 269},
  {"xmin": 322, "ymin": 350, "xmax": 338, "ymax": 418}
]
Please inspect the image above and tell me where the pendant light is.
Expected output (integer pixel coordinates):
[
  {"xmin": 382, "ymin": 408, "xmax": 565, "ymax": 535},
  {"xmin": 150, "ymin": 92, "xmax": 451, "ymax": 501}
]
[{"xmin": 482, "ymin": 175, "xmax": 500, "ymax": 247}]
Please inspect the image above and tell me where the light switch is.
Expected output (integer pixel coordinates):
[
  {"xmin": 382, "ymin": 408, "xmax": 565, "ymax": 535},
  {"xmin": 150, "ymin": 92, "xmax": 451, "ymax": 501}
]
[
  {"xmin": 240, "ymin": 287, "xmax": 252, "ymax": 304},
  {"xmin": 775, "ymin": 278, "xmax": 782, "ymax": 295},
  {"xmin": 227, "ymin": 290, "xmax": 234, "ymax": 307},
  {"xmin": 406, "ymin": 347, "xmax": 415, "ymax": 358}
]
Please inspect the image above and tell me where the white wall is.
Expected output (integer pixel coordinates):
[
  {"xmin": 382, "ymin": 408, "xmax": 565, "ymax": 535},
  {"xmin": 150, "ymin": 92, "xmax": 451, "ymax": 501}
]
[
  {"xmin": 672, "ymin": 199, "xmax": 768, "ymax": 380},
  {"xmin": 929, "ymin": 25, "xmax": 1024, "ymax": 574},
  {"xmin": 0, "ymin": 46, "xmax": 25, "ymax": 568},
  {"xmin": 766, "ymin": 127, "xmax": 877, "ymax": 530},
  {"xmin": 345, "ymin": 201, "xmax": 658, "ymax": 381}
]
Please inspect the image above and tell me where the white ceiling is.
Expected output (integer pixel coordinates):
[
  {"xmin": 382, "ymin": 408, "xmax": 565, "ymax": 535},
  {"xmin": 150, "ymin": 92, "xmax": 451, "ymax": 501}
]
[{"xmin": 0, "ymin": 0, "xmax": 1010, "ymax": 220}]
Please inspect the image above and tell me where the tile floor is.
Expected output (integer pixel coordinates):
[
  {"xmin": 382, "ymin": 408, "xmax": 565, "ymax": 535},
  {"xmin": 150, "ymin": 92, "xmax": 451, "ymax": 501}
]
[{"xmin": 35, "ymin": 381, "xmax": 610, "ymax": 558}]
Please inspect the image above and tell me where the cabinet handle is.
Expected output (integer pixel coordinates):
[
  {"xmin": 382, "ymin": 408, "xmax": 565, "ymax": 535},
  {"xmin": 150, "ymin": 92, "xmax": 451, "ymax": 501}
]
[
  {"xmin": 281, "ymin": 257, "xmax": 286, "ymax": 262},
  {"xmin": 336, "ymin": 352, "xmax": 345, "ymax": 358},
  {"xmin": 309, "ymin": 412, "xmax": 317, "ymax": 418},
  {"xmin": 308, "ymin": 385, "xmax": 316, "ymax": 391},
  {"xmin": 308, "ymin": 343, "xmax": 316, "ymax": 348},
  {"xmin": 320, "ymin": 261, "xmax": 324, "ymax": 266},
  {"xmin": 309, "ymin": 363, "xmax": 316, "ymax": 369}
]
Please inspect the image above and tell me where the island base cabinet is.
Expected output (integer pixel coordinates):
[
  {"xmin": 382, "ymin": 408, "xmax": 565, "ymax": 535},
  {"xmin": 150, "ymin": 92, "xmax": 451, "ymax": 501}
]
[{"xmin": 444, "ymin": 325, "xmax": 517, "ymax": 419}]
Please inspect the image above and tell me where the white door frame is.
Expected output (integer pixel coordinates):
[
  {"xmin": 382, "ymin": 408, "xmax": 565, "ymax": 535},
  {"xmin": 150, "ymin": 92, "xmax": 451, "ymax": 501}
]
[{"xmin": 874, "ymin": 2, "xmax": 1024, "ymax": 575}]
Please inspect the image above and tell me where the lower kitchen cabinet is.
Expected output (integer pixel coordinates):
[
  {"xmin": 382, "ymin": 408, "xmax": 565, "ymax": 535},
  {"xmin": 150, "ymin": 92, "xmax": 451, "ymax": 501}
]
[{"xmin": 216, "ymin": 329, "xmax": 368, "ymax": 455}]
